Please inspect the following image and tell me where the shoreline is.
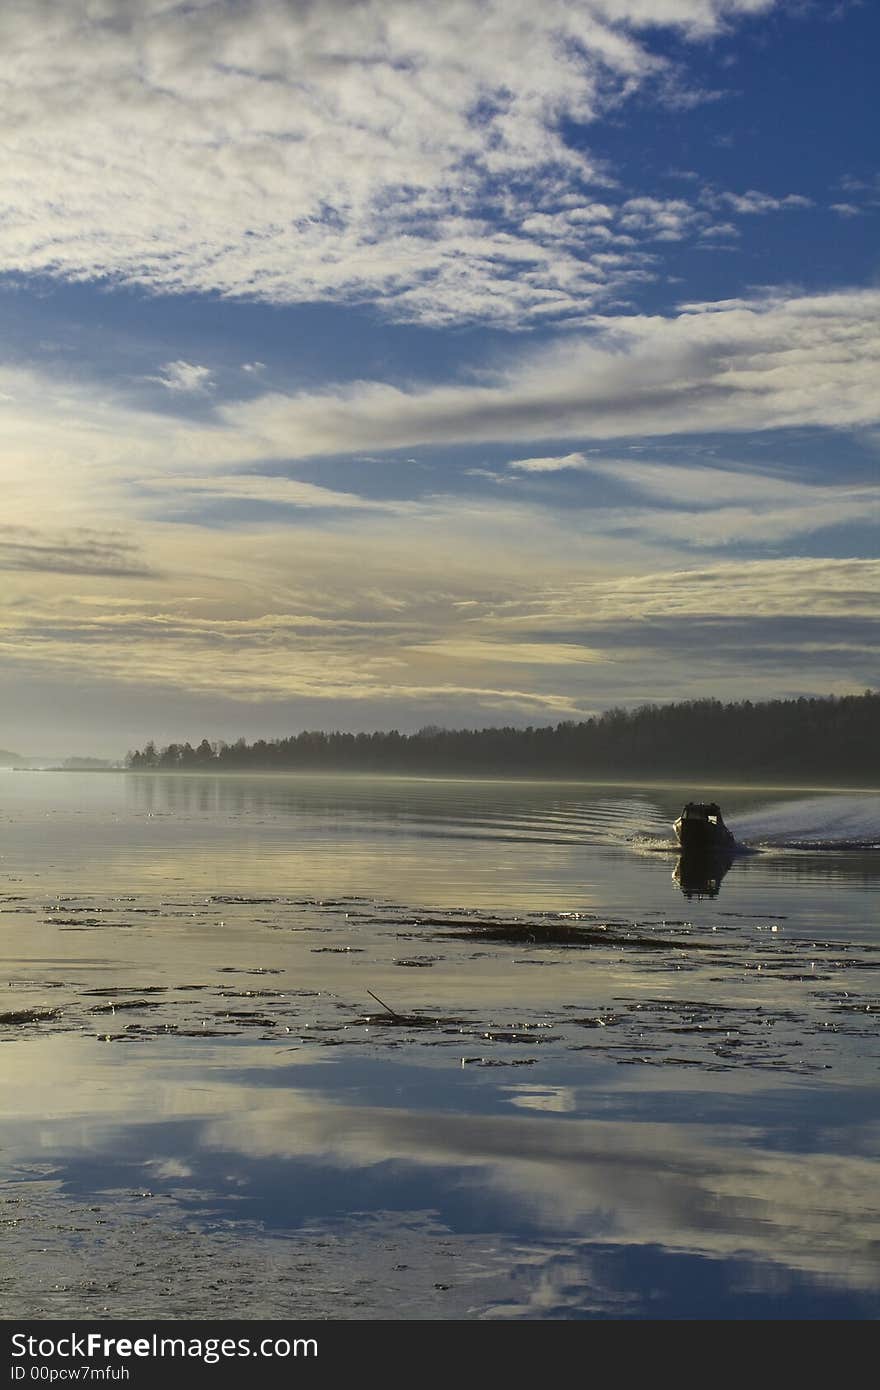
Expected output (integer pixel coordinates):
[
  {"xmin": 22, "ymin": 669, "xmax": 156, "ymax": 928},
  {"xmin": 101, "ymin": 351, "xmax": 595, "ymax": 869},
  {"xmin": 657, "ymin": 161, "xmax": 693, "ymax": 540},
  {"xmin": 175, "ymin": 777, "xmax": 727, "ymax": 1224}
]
[{"xmin": 8, "ymin": 766, "xmax": 880, "ymax": 794}]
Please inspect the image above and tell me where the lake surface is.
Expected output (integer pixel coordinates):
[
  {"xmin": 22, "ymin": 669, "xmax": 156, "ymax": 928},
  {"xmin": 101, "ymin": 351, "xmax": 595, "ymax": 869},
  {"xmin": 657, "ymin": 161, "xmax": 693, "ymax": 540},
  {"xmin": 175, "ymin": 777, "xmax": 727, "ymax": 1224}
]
[{"xmin": 1, "ymin": 770, "xmax": 879, "ymax": 1319}]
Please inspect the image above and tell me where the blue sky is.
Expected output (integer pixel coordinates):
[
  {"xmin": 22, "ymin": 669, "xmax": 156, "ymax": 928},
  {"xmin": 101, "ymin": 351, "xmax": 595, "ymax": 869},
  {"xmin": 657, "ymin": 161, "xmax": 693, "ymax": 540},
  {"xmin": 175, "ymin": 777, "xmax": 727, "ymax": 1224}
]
[{"xmin": 0, "ymin": 0, "xmax": 877, "ymax": 755}]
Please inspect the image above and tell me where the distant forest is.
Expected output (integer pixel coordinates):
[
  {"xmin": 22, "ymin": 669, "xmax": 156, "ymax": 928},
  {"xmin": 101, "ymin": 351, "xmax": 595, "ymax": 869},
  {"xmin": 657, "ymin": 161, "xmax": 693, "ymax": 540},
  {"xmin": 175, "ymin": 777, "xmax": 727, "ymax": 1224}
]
[{"xmin": 126, "ymin": 690, "xmax": 879, "ymax": 783}]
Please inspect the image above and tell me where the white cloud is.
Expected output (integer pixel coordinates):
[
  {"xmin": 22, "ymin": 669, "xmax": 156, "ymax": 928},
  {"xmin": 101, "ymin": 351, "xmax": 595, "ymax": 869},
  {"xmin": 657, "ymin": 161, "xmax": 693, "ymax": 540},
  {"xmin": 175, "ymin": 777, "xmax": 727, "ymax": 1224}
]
[
  {"xmin": 590, "ymin": 1, "xmax": 775, "ymax": 35},
  {"xmin": 609, "ymin": 494, "xmax": 878, "ymax": 547},
  {"xmin": 504, "ymin": 455, "xmax": 880, "ymax": 547},
  {"xmin": 619, "ymin": 197, "xmax": 704, "ymax": 240},
  {"xmin": 149, "ymin": 473, "xmax": 418, "ymax": 514},
  {"xmin": 699, "ymin": 220, "xmax": 740, "ymax": 240},
  {"xmin": 509, "ymin": 453, "xmax": 590, "ymax": 473},
  {"xmin": 718, "ymin": 190, "xmax": 813, "ymax": 215},
  {"xmin": 1, "ymin": 289, "xmax": 877, "ymax": 543},
  {"xmin": 591, "ymin": 459, "xmax": 786, "ymax": 502},
  {"xmin": 149, "ymin": 360, "xmax": 214, "ymax": 393},
  {"xmin": 215, "ymin": 289, "xmax": 880, "ymax": 454},
  {"xmin": 0, "ymin": 0, "xmax": 783, "ymax": 327},
  {"xmin": 0, "ymin": 277, "xmax": 876, "ymax": 737}
]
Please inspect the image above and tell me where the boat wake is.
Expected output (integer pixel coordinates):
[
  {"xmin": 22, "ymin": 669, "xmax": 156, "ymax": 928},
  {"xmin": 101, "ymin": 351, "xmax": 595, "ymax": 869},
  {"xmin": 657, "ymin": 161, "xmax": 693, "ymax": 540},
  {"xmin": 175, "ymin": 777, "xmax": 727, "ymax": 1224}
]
[{"xmin": 732, "ymin": 795, "xmax": 880, "ymax": 851}]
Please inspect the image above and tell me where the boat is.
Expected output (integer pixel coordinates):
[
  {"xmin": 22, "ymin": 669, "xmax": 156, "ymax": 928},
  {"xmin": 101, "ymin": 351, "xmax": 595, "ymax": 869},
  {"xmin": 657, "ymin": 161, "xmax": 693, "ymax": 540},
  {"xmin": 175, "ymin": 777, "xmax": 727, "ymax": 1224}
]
[{"xmin": 673, "ymin": 801, "xmax": 735, "ymax": 854}]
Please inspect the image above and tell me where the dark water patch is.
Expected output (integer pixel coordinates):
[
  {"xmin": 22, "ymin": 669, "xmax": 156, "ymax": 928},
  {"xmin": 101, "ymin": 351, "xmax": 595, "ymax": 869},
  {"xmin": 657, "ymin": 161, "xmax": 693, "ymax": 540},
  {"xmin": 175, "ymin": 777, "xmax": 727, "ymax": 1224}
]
[
  {"xmin": 0, "ymin": 1007, "xmax": 61, "ymax": 1025},
  {"xmin": 428, "ymin": 919, "xmax": 709, "ymax": 949},
  {"xmin": 88, "ymin": 1000, "xmax": 162, "ymax": 1014},
  {"xmin": 461, "ymin": 1057, "xmax": 538, "ymax": 1067},
  {"xmin": 216, "ymin": 988, "xmax": 289, "ymax": 998},
  {"xmin": 45, "ymin": 905, "xmax": 116, "ymax": 914},
  {"xmin": 212, "ymin": 1012, "xmax": 279, "ymax": 1027},
  {"xmin": 217, "ymin": 966, "xmax": 284, "ymax": 974},
  {"xmin": 480, "ymin": 1030, "xmax": 560, "ymax": 1044},
  {"xmin": 719, "ymin": 911, "xmax": 789, "ymax": 920},
  {"xmin": 208, "ymin": 895, "xmax": 281, "ymax": 904},
  {"xmin": 6, "ymin": 978, "xmax": 66, "ymax": 990},
  {"xmin": 571, "ymin": 1014, "xmax": 623, "ymax": 1028},
  {"xmin": 44, "ymin": 918, "xmax": 107, "ymax": 927},
  {"xmin": 356, "ymin": 1011, "xmax": 467, "ymax": 1029},
  {"xmin": 82, "ymin": 986, "xmax": 169, "ymax": 996}
]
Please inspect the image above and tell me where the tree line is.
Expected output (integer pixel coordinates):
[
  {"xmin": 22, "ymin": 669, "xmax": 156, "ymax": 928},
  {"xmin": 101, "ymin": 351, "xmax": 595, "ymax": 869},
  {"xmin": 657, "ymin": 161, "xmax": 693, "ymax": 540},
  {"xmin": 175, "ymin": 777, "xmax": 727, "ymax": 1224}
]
[{"xmin": 125, "ymin": 690, "xmax": 879, "ymax": 783}]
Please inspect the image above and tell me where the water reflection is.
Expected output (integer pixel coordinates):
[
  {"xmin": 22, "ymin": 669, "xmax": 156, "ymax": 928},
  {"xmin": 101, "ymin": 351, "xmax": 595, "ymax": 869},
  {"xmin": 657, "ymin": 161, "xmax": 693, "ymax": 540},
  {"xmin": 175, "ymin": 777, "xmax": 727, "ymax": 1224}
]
[
  {"xmin": 673, "ymin": 851, "xmax": 733, "ymax": 899},
  {"xmin": 2, "ymin": 772, "xmax": 879, "ymax": 1319},
  {"xmin": 1, "ymin": 772, "xmax": 877, "ymax": 919},
  {"xmin": 2, "ymin": 1038, "xmax": 879, "ymax": 1319}
]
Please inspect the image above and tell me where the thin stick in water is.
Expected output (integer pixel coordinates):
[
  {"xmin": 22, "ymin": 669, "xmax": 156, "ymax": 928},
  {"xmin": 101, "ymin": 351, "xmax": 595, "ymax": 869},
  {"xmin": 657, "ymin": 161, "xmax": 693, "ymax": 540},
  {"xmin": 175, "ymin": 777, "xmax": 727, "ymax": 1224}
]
[{"xmin": 367, "ymin": 988, "xmax": 402, "ymax": 1019}]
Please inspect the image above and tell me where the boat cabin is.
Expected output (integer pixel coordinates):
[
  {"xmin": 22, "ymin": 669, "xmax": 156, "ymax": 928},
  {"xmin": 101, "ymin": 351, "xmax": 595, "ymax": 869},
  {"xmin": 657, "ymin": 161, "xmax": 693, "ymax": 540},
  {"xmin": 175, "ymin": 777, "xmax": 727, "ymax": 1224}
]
[
  {"xmin": 680, "ymin": 802, "xmax": 725, "ymax": 826},
  {"xmin": 674, "ymin": 801, "xmax": 735, "ymax": 853}
]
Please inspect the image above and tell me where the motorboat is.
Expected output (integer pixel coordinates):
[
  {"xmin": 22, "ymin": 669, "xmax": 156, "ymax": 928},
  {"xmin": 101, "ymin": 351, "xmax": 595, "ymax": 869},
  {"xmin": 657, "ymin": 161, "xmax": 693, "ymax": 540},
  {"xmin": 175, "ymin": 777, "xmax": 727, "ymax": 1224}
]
[{"xmin": 673, "ymin": 801, "xmax": 735, "ymax": 854}]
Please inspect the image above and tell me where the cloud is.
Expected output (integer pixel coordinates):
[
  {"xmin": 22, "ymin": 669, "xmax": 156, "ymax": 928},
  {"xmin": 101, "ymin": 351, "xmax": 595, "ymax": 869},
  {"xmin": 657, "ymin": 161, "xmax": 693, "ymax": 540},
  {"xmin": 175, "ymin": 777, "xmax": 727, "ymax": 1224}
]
[
  {"xmin": 718, "ymin": 190, "xmax": 813, "ymax": 214},
  {"xmin": 589, "ymin": 1, "xmax": 776, "ymax": 36},
  {"xmin": 148, "ymin": 473, "xmax": 419, "ymax": 515},
  {"xmin": 216, "ymin": 289, "xmax": 880, "ymax": 454},
  {"xmin": 403, "ymin": 640, "xmax": 606, "ymax": 666},
  {"xmin": 490, "ymin": 452, "xmax": 880, "ymax": 549},
  {"xmin": 149, "ymin": 361, "xmax": 215, "ymax": 393},
  {"xmin": 489, "ymin": 557, "xmax": 880, "ymax": 626},
  {"xmin": 0, "ymin": 526, "xmax": 155, "ymax": 578},
  {"xmin": 619, "ymin": 197, "xmax": 704, "ymax": 240},
  {"xmin": 2, "ymin": 520, "xmax": 875, "ymax": 730},
  {"xmin": 0, "ymin": 276, "xmax": 875, "ymax": 743},
  {"xmin": 568, "ymin": 458, "xmax": 880, "ymax": 546},
  {"xmin": 508, "ymin": 453, "xmax": 590, "ymax": 473},
  {"xmin": 1, "ymin": 289, "xmax": 877, "ymax": 561},
  {"xmin": 0, "ymin": 0, "xmax": 783, "ymax": 327},
  {"xmin": 698, "ymin": 220, "xmax": 740, "ymax": 240},
  {"xmin": 605, "ymin": 187, "xmax": 813, "ymax": 251}
]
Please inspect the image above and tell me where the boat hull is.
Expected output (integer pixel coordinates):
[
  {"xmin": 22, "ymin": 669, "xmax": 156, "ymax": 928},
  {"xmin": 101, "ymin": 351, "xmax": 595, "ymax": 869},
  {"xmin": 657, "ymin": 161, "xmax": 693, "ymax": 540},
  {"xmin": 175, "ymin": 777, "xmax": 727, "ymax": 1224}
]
[{"xmin": 673, "ymin": 818, "xmax": 735, "ymax": 854}]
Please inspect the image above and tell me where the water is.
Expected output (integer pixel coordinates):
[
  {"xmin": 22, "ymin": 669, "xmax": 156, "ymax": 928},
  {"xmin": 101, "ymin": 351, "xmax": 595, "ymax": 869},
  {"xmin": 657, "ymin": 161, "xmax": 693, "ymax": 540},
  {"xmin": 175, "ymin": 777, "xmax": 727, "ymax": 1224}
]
[{"xmin": 1, "ymin": 770, "xmax": 878, "ymax": 1319}]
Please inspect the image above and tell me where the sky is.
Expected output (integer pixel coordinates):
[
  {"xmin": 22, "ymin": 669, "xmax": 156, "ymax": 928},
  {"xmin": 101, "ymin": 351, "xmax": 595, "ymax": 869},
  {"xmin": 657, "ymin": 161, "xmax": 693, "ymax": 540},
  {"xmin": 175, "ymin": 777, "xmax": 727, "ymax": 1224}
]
[{"xmin": 0, "ymin": 0, "xmax": 877, "ymax": 757}]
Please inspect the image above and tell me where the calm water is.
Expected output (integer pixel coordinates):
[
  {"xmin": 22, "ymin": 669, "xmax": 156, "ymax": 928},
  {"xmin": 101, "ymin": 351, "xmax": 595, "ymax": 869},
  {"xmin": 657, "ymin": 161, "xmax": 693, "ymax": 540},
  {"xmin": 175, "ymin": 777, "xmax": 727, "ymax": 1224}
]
[{"xmin": 1, "ymin": 770, "xmax": 879, "ymax": 1319}]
